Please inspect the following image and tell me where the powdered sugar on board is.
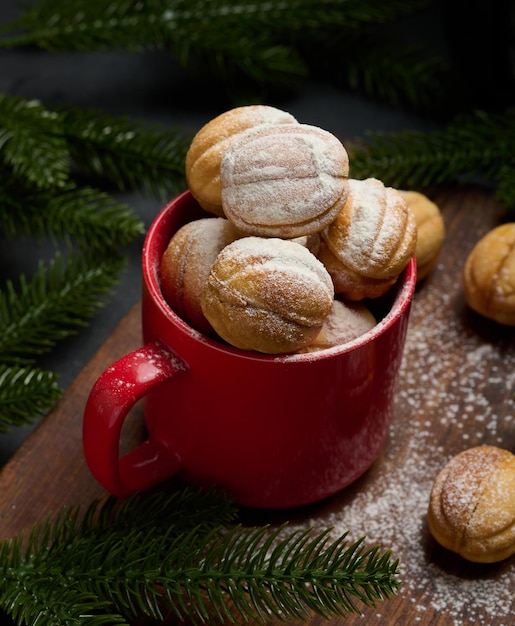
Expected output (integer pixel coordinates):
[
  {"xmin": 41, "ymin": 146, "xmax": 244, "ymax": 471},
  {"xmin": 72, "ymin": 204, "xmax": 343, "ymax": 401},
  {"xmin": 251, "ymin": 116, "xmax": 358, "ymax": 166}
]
[{"xmin": 281, "ymin": 209, "xmax": 515, "ymax": 625}]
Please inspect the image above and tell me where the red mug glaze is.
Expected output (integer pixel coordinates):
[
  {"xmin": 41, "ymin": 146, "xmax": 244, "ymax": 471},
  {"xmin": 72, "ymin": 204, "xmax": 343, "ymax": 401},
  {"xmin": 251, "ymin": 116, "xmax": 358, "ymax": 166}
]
[{"xmin": 83, "ymin": 190, "xmax": 416, "ymax": 508}]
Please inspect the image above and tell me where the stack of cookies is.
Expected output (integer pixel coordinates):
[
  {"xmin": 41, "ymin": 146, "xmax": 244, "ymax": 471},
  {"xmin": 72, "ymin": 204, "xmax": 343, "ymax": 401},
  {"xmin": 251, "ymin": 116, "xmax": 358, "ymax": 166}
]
[{"xmin": 161, "ymin": 105, "xmax": 419, "ymax": 354}]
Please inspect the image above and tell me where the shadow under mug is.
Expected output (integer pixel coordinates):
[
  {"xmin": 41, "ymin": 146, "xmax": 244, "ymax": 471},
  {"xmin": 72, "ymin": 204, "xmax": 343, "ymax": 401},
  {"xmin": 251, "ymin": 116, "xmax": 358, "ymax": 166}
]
[{"xmin": 83, "ymin": 190, "xmax": 417, "ymax": 509}]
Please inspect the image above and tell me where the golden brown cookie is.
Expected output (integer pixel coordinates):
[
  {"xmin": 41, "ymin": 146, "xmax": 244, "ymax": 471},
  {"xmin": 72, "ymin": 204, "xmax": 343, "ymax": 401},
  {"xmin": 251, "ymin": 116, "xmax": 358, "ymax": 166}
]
[
  {"xmin": 427, "ymin": 445, "xmax": 515, "ymax": 563},
  {"xmin": 185, "ymin": 105, "xmax": 298, "ymax": 216},
  {"xmin": 160, "ymin": 217, "xmax": 241, "ymax": 334},
  {"xmin": 297, "ymin": 299, "xmax": 376, "ymax": 353},
  {"xmin": 320, "ymin": 178, "xmax": 417, "ymax": 299},
  {"xmin": 399, "ymin": 190, "xmax": 445, "ymax": 281},
  {"xmin": 201, "ymin": 236, "xmax": 334, "ymax": 354},
  {"xmin": 220, "ymin": 123, "xmax": 349, "ymax": 238},
  {"xmin": 463, "ymin": 222, "xmax": 515, "ymax": 326},
  {"xmin": 317, "ymin": 240, "xmax": 397, "ymax": 301}
]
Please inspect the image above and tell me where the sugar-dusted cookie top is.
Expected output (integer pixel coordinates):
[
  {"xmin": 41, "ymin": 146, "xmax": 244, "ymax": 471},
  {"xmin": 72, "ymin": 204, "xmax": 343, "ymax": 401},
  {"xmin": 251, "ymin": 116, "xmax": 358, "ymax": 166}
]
[
  {"xmin": 322, "ymin": 177, "xmax": 417, "ymax": 280},
  {"xmin": 220, "ymin": 123, "xmax": 349, "ymax": 238},
  {"xmin": 463, "ymin": 222, "xmax": 515, "ymax": 326},
  {"xmin": 201, "ymin": 236, "xmax": 334, "ymax": 354},
  {"xmin": 427, "ymin": 445, "xmax": 515, "ymax": 563},
  {"xmin": 186, "ymin": 105, "xmax": 298, "ymax": 216}
]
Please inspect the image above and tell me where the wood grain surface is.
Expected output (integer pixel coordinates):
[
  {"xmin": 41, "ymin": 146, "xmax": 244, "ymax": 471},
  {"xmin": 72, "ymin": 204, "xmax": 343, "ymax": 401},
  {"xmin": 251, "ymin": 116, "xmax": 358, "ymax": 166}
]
[{"xmin": 0, "ymin": 185, "xmax": 513, "ymax": 626}]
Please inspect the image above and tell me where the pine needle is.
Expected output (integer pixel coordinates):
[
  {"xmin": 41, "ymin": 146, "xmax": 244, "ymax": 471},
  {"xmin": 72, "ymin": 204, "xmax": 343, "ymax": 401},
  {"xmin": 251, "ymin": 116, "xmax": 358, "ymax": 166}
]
[
  {"xmin": 0, "ymin": 180, "xmax": 145, "ymax": 250},
  {"xmin": 0, "ymin": 364, "xmax": 62, "ymax": 431},
  {"xmin": 0, "ymin": 95, "xmax": 70, "ymax": 189},
  {"xmin": 0, "ymin": 0, "xmax": 431, "ymax": 50},
  {"xmin": 0, "ymin": 251, "xmax": 125, "ymax": 364},
  {"xmin": 0, "ymin": 487, "xmax": 401, "ymax": 625},
  {"xmin": 325, "ymin": 39, "xmax": 451, "ymax": 112},
  {"xmin": 348, "ymin": 108, "xmax": 515, "ymax": 206},
  {"xmin": 59, "ymin": 105, "xmax": 190, "ymax": 200},
  {"xmin": 0, "ymin": 93, "xmax": 190, "ymax": 201},
  {"xmin": 0, "ymin": 0, "xmax": 433, "ymax": 99}
]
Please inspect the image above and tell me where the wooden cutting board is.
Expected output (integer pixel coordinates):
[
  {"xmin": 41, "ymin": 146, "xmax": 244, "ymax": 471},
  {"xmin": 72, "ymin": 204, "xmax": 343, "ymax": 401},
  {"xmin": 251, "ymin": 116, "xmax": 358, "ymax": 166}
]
[{"xmin": 0, "ymin": 185, "xmax": 513, "ymax": 626}]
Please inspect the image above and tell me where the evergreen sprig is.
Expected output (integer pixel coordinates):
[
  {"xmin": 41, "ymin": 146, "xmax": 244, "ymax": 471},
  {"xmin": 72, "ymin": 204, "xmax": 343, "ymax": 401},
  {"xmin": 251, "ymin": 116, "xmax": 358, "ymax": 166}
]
[
  {"xmin": 59, "ymin": 106, "xmax": 190, "ymax": 199},
  {"xmin": 0, "ymin": 89, "xmax": 182, "ymax": 432},
  {"xmin": 328, "ymin": 40, "xmax": 450, "ymax": 113},
  {"xmin": 0, "ymin": 0, "xmax": 443, "ymax": 109},
  {"xmin": 0, "ymin": 0, "xmax": 431, "ymax": 50},
  {"xmin": 0, "ymin": 252, "xmax": 125, "ymax": 365},
  {"xmin": 0, "ymin": 91, "xmax": 192, "ymax": 429},
  {"xmin": 0, "ymin": 95, "xmax": 69, "ymax": 189},
  {"xmin": 0, "ymin": 181, "xmax": 145, "ymax": 250},
  {"xmin": 349, "ymin": 108, "xmax": 515, "ymax": 207},
  {"xmin": 0, "ymin": 365, "xmax": 61, "ymax": 431},
  {"xmin": 0, "ymin": 486, "xmax": 401, "ymax": 625},
  {"xmin": 0, "ymin": 94, "xmax": 189, "ymax": 199}
]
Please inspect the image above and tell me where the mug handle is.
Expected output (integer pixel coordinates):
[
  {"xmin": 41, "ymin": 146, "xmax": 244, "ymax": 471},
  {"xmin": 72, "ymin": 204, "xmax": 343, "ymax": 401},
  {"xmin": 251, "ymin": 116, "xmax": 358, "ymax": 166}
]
[{"xmin": 83, "ymin": 341, "xmax": 185, "ymax": 498}]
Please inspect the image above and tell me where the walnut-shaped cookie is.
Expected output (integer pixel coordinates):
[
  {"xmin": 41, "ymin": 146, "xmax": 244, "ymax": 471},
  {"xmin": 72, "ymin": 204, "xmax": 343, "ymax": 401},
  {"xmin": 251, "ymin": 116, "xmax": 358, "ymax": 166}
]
[
  {"xmin": 185, "ymin": 105, "xmax": 298, "ymax": 216},
  {"xmin": 321, "ymin": 178, "xmax": 417, "ymax": 299},
  {"xmin": 399, "ymin": 190, "xmax": 445, "ymax": 281},
  {"xmin": 220, "ymin": 123, "xmax": 349, "ymax": 238},
  {"xmin": 297, "ymin": 299, "xmax": 376, "ymax": 353},
  {"xmin": 463, "ymin": 222, "xmax": 515, "ymax": 326},
  {"xmin": 160, "ymin": 217, "xmax": 241, "ymax": 335},
  {"xmin": 201, "ymin": 236, "xmax": 334, "ymax": 354},
  {"xmin": 427, "ymin": 445, "xmax": 515, "ymax": 563}
]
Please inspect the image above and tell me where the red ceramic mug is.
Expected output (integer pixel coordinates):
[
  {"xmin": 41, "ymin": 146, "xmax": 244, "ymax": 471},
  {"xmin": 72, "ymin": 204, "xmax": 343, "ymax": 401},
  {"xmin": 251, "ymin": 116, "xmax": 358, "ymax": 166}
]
[{"xmin": 83, "ymin": 190, "xmax": 416, "ymax": 509}]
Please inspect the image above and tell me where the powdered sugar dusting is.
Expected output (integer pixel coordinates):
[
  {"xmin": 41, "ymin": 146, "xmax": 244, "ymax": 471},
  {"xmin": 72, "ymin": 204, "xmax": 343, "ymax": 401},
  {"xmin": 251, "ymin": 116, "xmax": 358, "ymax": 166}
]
[
  {"xmin": 281, "ymin": 249, "xmax": 515, "ymax": 624},
  {"xmin": 220, "ymin": 124, "xmax": 348, "ymax": 237},
  {"xmin": 331, "ymin": 178, "xmax": 415, "ymax": 278}
]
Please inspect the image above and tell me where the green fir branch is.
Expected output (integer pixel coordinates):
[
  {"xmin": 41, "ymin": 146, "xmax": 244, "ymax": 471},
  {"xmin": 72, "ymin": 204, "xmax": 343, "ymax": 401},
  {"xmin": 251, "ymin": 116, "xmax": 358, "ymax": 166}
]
[
  {"xmin": 0, "ymin": 487, "xmax": 400, "ymax": 625},
  {"xmin": 0, "ymin": 94, "xmax": 191, "ymax": 200},
  {"xmin": 59, "ymin": 106, "xmax": 190, "ymax": 198},
  {"xmin": 296, "ymin": 30, "xmax": 452, "ymax": 114},
  {"xmin": 0, "ymin": 94, "xmax": 70, "ymax": 189},
  {"xmin": 0, "ymin": 180, "xmax": 145, "ymax": 250},
  {"xmin": 0, "ymin": 251, "xmax": 125, "ymax": 364},
  {"xmin": 0, "ymin": 0, "xmax": 432, "ymax": 99},
  {"xmin": 0, "ymin": 364, "xmax": 62, "ymax": 431},
  {"xmin": 0, "ymin": 0, "xmax": 431, "ymax": 51},
  {"xmin": 337, "ymin": 41, "xmax": 450, "ymax": 112},
  {"xmin": 349, "ymin": 109, "xmax": 515, "ymax": 205}
]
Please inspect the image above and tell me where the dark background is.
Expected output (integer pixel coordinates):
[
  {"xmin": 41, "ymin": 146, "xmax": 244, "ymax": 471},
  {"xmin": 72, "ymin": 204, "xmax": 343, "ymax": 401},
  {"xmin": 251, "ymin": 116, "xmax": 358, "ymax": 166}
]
[{"xmin": 0, "ymin": 0, "xmax": 513, "ymax": 464}]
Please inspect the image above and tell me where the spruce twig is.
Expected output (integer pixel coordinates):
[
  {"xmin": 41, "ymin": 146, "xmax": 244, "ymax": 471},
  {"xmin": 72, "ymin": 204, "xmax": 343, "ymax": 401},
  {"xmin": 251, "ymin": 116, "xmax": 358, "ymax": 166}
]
[
  {"xmin": 0, "ymin": 487, "xmax": 401, "ymax": 625},
  {"xmin": 0, "ymin": 181, "xmax": 145, "ymax": 250},
  {"xmin": 349, "ymin": 108, "xmax": 515, "ymax": 207},
  {"xmin": 59, "ymin": 106, "xmax": 190, "ymax": 199},
  {"xmin": 0, "ymin": 0, "xmax": 440, "ymax": 106},
  {"xmin": 0, "ymin": 0, "xmax": 430, "ymax": 51},
  {"xmin": 0, "ymin": 252, "xmax": 125, "ymax": 365},
  {"xmin": 322, "ymin": 40, "xmax": 451, "ymax": 113},
  {"xmin": 0, "ymin": 365, "xmax": 61, "ymax": 431},
  {"xmin": 0, "ymin": 95, "xmax": 69, "ymax": 189},
  {"xmin": 0, "ymin": 94, "xmax": 190, "ymax": 201}
]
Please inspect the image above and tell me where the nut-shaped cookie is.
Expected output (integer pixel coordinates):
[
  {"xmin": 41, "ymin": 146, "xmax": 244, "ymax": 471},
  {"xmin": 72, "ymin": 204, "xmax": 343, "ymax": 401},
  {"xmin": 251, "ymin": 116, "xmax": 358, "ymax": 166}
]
[
  {"xmin": 297, "ymin": 299, "xmax": 376, "ymax": 353},
  {"xmin": 463, "ymin": 222, "xmax": 515, "ymax": 326},
  {"xmin": 322, "ymin": 178, "xmax": 417, "ymax": 281},
  {"xmin": 160, "ymin": 217, "xmax": 240, "ymax": 335},
  {"xmin": 185, "ymin": 105, "xmax": 298, "ymax": 216},
  {"xmin": 220, "ymin": 123, "xmax": 349, "ymax": 238},
  {"xmin": 399, "ymin": 190, "xmax": 445, "ymax": 281},
  {"xmin": 201, "ymin": 237, "xmax": 334, "ymax": 354},
  {"xmin": 427, "ymin": 445, "xmax": 515, "ymax": 563},
  {"xmin": 317, "ymin": 240, "xmax": 397, "ymax": 300}
]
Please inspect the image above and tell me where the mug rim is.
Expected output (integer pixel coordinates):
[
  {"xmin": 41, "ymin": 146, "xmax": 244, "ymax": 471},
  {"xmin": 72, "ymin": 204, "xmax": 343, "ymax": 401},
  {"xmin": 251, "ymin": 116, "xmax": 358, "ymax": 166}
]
[{"xmin": 143, "ymin": 190, "xmax": 417, "ymax": 363}]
